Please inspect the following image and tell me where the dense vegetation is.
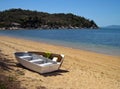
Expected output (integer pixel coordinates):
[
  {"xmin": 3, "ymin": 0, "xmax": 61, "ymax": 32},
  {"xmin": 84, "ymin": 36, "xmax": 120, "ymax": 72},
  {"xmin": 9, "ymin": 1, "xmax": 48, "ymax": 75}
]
[{"xmin": 0, "ymin": 8, "xmax": 99, "ymax": 29}]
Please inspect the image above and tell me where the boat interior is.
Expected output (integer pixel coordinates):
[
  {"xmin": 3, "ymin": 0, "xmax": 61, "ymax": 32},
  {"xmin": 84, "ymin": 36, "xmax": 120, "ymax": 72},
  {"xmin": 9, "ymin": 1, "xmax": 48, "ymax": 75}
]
[{"xmin": 15, "ymin": 51, "xmax": 64, "ymax": 65}]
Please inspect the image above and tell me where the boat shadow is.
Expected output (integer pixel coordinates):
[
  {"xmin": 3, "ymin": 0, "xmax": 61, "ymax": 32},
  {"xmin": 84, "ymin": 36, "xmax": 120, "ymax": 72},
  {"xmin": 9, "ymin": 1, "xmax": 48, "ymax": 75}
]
[
  {"xmin": 16, "ymin": 63, "xmax": 69, "ymax": 76},
  {"xmin": 42, "ymin": 69, "xmax": 69, "ymax": 77}
]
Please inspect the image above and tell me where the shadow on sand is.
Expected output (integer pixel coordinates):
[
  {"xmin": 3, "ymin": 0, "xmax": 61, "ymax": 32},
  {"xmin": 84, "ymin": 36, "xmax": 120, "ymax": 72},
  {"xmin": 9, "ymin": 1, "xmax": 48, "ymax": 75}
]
[
  {"xmin": 0, "ymin": 51, "xmax": 16, "ymax": 71},
  {"xmin": 0, "ymin": 74, "xmax": 26, "ymax": 89},
  {"xmin": 0, "ymin": 50, "xmax": 26, "ymax": 89},
  {"xmin": 17, "ymin": 63, "xmax": 69, "ymax": 76},
  {"xmin": 42, "ymin": 69, "xmax": 69, "ymax": 77}
]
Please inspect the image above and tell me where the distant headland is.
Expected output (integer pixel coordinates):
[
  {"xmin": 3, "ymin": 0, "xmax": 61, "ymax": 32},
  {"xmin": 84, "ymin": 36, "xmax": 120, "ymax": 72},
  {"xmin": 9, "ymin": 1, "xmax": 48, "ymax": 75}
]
[
  {"xmin": 0, "ymin": 8, "xmax": 99, "ymax": 30},
  {"xmin": 104, "ymin": 25, "xmax": 120, "ymax": 29}
]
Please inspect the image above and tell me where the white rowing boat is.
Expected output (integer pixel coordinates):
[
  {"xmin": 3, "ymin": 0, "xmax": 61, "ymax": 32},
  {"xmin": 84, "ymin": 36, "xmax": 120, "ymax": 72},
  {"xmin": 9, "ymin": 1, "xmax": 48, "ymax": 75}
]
[{"xmin": 14, "ymin": 51, "xmax": 64, "ymax": 74}]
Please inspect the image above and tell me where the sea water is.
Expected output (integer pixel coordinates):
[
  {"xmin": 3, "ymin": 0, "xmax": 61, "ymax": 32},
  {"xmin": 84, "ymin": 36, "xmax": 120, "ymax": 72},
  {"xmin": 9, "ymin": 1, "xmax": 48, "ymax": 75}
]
[{"xmin": 0, "ymin": 28, "xmax": 120, "ymax": 56}]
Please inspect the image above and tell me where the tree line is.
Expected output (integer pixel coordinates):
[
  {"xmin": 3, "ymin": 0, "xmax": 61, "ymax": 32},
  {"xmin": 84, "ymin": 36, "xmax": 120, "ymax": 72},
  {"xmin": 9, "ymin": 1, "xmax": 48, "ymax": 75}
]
[{"xmin": 0, "ymin": 8, "xmax": 99, "ymax": 29}]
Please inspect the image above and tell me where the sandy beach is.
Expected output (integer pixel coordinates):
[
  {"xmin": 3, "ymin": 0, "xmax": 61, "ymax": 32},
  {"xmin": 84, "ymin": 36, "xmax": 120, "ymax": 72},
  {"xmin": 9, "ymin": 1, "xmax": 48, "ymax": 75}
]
[{"xmin": 0, "ymin": 36, "xmax": 120, "ymax": 89}]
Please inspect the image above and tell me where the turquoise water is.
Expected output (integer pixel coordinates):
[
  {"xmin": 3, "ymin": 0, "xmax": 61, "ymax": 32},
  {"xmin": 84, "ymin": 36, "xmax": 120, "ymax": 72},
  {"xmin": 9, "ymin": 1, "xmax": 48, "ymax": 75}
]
[{"xmin": 0, "ymin": 28, "xmax": 120, "ymax": 56}]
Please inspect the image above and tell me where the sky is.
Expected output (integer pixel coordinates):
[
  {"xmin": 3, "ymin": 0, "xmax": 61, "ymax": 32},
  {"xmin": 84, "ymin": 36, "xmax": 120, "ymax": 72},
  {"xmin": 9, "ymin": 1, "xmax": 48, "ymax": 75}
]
[{"xmin": 0, "ymin": 0, "xmax": 120, "ymax": 27}]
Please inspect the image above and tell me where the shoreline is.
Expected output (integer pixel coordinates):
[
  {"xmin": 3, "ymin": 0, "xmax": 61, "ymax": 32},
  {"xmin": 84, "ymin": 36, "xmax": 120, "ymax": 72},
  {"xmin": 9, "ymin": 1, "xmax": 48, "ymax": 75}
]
[
  {"xmin": 0, "ymin": 36, "xmax": 120, "ymax": 89},
  {"xmin": 0, "ymin": 29, "xmax": 119, "ymax": 57},
  {"xmin": 11, "ymin": 35, "xmax": 120, "ymax": 57},
  {"xmin": 1, "ymin": 35, "xmax": 120, "ymax": 58}
]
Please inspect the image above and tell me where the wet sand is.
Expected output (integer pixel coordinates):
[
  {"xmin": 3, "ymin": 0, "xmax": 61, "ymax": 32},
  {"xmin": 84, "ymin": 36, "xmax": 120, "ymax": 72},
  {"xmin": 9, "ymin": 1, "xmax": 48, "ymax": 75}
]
[{"xmin": 0, "ymin": 36, "xmax": 120, "ymax": 89}]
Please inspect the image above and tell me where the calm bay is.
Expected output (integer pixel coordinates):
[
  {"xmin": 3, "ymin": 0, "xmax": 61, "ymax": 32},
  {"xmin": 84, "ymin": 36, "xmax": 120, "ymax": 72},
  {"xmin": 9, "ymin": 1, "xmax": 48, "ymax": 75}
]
[{"xmin": 0, "ymin": 28, "xmax": 120, "ymax": 56}]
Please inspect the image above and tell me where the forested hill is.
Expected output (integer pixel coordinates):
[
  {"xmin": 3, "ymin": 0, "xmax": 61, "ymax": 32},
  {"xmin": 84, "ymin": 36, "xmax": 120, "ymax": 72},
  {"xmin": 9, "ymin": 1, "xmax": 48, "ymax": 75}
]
[{"xmin": 0, "ymin": 8, "xmax": 99, "ymax": 29}]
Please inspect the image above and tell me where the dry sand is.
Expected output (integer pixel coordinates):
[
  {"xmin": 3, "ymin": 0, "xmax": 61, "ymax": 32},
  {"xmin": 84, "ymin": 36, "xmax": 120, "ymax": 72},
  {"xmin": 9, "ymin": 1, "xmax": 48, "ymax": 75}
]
[{"xmin": 0, "ymin": 36, "xmax": 120, "ymax": 89}]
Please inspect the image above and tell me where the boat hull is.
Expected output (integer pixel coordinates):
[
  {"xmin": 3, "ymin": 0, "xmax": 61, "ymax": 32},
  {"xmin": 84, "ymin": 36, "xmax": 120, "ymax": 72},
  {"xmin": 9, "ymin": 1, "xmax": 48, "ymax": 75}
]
[{"xmin": 14, "ymin": 51, "xmax": 64, "ymax": 74}]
